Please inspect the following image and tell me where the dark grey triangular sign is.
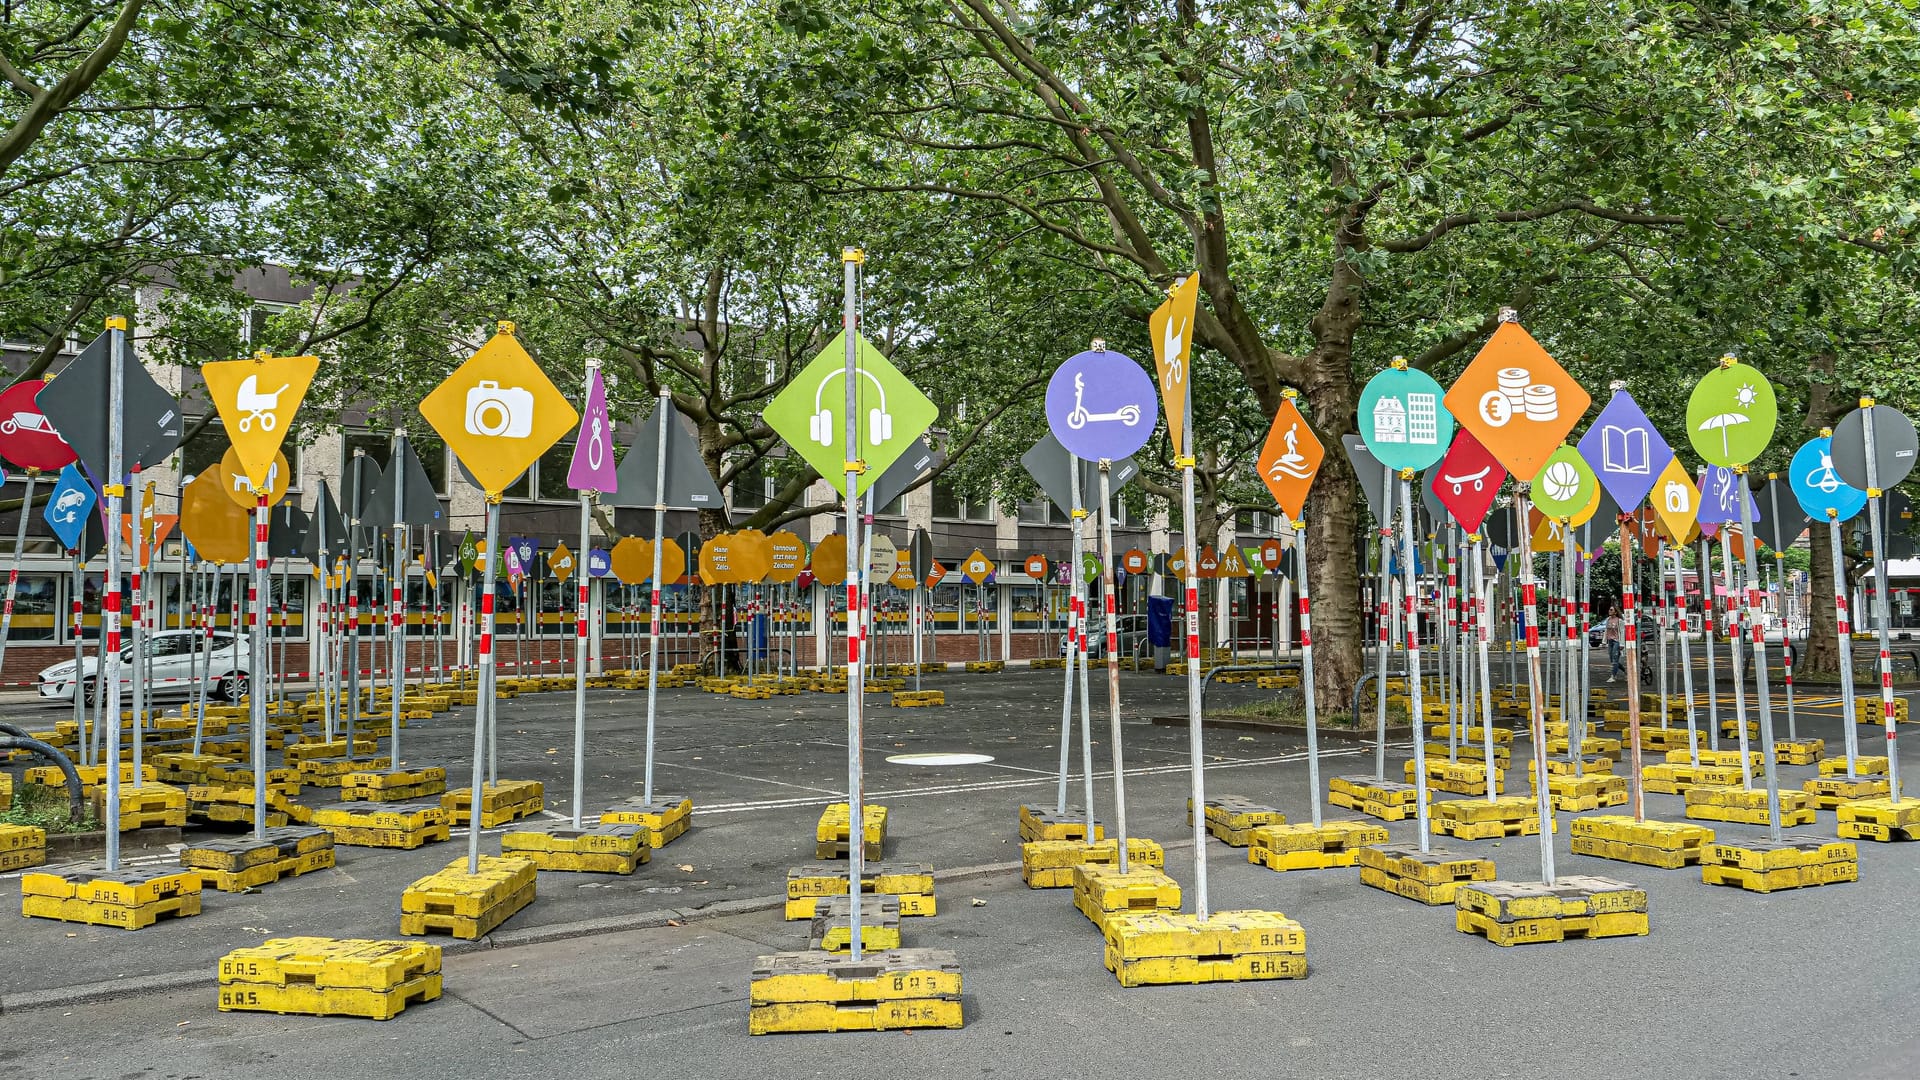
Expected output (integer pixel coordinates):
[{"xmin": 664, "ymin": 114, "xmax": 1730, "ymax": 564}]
[
  {"xmin": 301, "ymin": 481, "xmax": 345, "ymax": 560},
  {"xmin": 869, "ymin": 438, "xmax": 943, "ymax": 511},
  {"xmin": 1021, "ymin": 432, "xmax": 1139, "ymax": 519},
  {"xmin": 1341, "ymin": 435, "xmax": 1393, "ymax": 525},
  {"xmin": 909, "ymin": 527, "xmax": 933, "ymax": 580},
  {"xmin": 1759, "ymin": 478, "xmax": 1809, "ymax": 553},
  {"xmin": 269, "ymin": 502, "xmax": 310, "ymax": 560},
  {"xmin": 369, "ymin": 434, "xmax": 444, "ymax": 527},
  {"xmin": 35, "ymin": 329, "xmax": 186, "ymax": 484},
  {"xmin": 609, "ymin": 400, "xmax": 724, "ymax": 511}
]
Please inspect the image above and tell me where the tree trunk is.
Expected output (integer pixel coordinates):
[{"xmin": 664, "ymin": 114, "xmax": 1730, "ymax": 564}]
[
  {"xmin": 1799, "ymin": 350, "xmax": 1845, "ymax": 675},
  {"xmin": 1804, "ymin": 517, "xmax": 1840, "ymax": 676},
  {"xmin": 1300, "ymin": 261, "xmax": 1366, "ymax": 711}
]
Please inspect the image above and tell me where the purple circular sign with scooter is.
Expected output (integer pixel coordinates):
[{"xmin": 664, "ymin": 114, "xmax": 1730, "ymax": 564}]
[{"xmin": 1046, "ymin": 348, "xmax": 1158, "ymax": 461}]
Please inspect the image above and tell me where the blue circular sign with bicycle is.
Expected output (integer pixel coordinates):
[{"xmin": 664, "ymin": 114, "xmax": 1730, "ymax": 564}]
[{"xmin": 1045, "ymin": 349, "xmax": 1158, "ymax": 461}]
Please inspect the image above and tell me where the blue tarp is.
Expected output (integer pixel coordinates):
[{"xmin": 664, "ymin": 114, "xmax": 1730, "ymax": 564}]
[{"xmin": 1146, "ymin": 595, "xmax": 1173, "ymax": 648}]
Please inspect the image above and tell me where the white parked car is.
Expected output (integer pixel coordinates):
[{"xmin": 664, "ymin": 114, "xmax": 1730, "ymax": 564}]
[{"xmin": 38, "ymin": 629, "xmax": 251, "ymax": 705}]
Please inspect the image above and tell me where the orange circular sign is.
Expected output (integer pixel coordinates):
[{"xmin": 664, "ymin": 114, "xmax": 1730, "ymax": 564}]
[
  {"xmin": 811, "ymin": 534, "xmax": 848, "ymax": 585},
  {"xmin": 1024, "ymin": 554, "xmax": 1051, "ymax": 580},
  {"xmin": 1121, "ymin": 548, "xmax": 1148, "ymax": 574},
  {"xmin": 767, "ymin": 531, "xmax": 806, "ymax": 583},
  {"xmin": 609, "ymin": 536, "xmax": 653, "ymax": 584}
]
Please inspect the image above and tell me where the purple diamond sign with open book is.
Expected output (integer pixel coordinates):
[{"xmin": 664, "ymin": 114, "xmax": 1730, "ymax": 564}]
[{"xmin": 1577, "ymin": 388, "xmax": 1672, "ymax": 513}]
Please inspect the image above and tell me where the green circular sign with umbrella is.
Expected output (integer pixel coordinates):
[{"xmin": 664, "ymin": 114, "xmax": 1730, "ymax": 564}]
[
  {"xmin": 1529, "ymin": 445, "xmax": 1598, "ymax": 519},
  {"xmin": 1687, "ymin": 360, "xmax": 1777, "ymax": 467}
]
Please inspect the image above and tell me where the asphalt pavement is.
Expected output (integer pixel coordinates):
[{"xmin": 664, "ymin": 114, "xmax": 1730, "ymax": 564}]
[{"xmin": 2, "ymin": 659, "xmax": 1917, "ymax": 1079}]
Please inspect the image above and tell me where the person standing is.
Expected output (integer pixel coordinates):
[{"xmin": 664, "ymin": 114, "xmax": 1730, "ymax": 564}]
[{"xmin": 1604, "ymin": 609, "xmax": 1625, "ymax": 682}]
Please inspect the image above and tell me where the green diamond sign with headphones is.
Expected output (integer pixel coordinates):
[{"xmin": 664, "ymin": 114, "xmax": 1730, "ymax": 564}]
[{"xmin": 763, "ymin": 330, "xmax": 939, "ymax": 498}]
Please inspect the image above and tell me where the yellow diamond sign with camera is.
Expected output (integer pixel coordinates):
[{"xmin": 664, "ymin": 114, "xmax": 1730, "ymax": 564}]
[{"xmin": 419, "ymin": 323, "xmax": 580, "ymax": 497}]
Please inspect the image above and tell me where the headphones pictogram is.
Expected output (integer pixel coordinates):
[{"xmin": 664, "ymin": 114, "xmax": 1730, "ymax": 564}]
[{"xmin": 809, "ymin": 367, "xmax": 894, "ymax": 447}]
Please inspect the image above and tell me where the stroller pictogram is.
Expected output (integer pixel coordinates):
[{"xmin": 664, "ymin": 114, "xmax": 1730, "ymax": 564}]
[{"xmin": 235, "ymin": 375, "xmax": 291, "ymax": 432}]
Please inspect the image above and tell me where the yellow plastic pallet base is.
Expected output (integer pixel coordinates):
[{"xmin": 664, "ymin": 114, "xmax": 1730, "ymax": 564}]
[
  {"xmin": 1021, "ymin": 837, "xmax": 1165, "ymax": 887},
  {"xmin": 597, "ymin": 796, "xmax": 694, "ymax": 848},
  {"xmin": 1017, "ymin": 805, "xmax": 1106, "ymax": 843},
  {"xmin": 1101, "ymin": 910, "xmax": 1306, "ymax": 987},
  {"xmin": 1820, "ymin": 755, "xmax": 1889, "ymax": 777},
  {"xmin": 808, "ymin": 894, "xmax": 903, "ymax": 952},
  {"xmin": 400, "ymin": 882, "xmax": 534, "ymax": 939},
  {"xmin": 1703, "ymin": 836, "xmax": 1855, "ymax": 872},
  {"xmin": 1357, "ymin": 864, "xmax": 1465, "ymax": 904},
  {"xmin": 22, "ymin": 892, "xmax": 202, "ymax": 930},
  {"xmin": 0, "ymin": 823, "xmax": 47, "ymax": 853},
  {"xmin": 0, "ymin": 846, "xmax": 47, "ymax": 871},
  {"xmin": 784, "ymin": 861, "xmax": 934, "ymax": 918},
  {"xmin": 1801, "ymin": 774, "xmax": 1893, "ymax": 809},
  {"xmin": 1455, "ymin": 875, "xmax": 1646, "ymax": 922},
  {"xmin": 750, "ymin": 998, "xmax": 961, "ymax": 1034},
  {"xmin": 1456, "ymin": 907, "xmax": 1648, "ymax": 945},
  {"xmin": 219, "ymin": 937, "xmax": 442, "ymax": 992},
  {"xmin": 815, "ymin": 802, "xmax": 887, "ymax": 860},
  {"xmin": 891, "ymin": 690, "xmax": 945, "ymax": 707},
  {"xmin": 198, "ymin": 849, "xmax": 336, "ymax": 893},
  {"xmin": 500, "ymin": 824, "xmax": 651, "ymax": 874},
  {"xmin": 1774, "ymin": 739, "xmax": 1825, "ymax": 766},
  {"xmin": 1702, "ymin": 861, "xmax": 1858, "ymax": 892},
  {"xmin": 1247, "ymin": 820, "xmax": 1388, "ymax": 870},
  {"xmin": 1570, "ymin": 816, "xmax": 1712, "ymax": 859},
  {"xmin": 218, "ymin": 974, "xmax": 440, "ymax": 1020},
  {"xmin": 1072, "ymin": 866, "xmax": 1182, "ymax": 928}
]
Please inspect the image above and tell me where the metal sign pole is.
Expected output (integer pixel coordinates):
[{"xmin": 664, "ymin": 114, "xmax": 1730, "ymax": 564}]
[
  {"xmin": 130, "ymin": 475, "xmax": 147, "ymax": 784},
  {"xmin": 1295, "ymin": 518, "xmax": 1323, "ymax": 826},
  {"xmin": 839, "ymin": 248, "xmax": 868, "ymax": 961},
  {"xmin": 1068, "ymin": 462, "xmax": 1096, "ymax": 843},
  {"xmin": 314, "ymin": 487, "xmax": 333, "ymax": 743},
  {"xmin": 572, "ymin": 490, "xmax": 591, "ymax": 828},
  {"xmin": 1671, "ymin": 545, "xmax": 1700, "ymax": 766},
  {"xmin": 390, "ymin": 433, "xmax": 408, "ymax": 764},
  {"xmin": 1562, "ymin": 533, "xmax": 1578, "ymax": 772},
  {"xmin": 1734, "ymin": 466, "xmax": 1784, "ymax": 841},
  {"xmin": 1700, "ymin": 536, "xmax": 1721, "ymax": 752},
  {"xmin": 1579, "ymin": 523, "xmax": 1594, "ymax": 743},
  {"xmin": 1397, "ymin": 472, "xmax": 1432, "ymax": 852},
  {"xmin": 0, "ymin": 469, "xmax": 40, "ymax": 674},
  {"xmin": 1470, "ymin": 535, "xmax": 1499, "ymax": 802},
  {"xmin": 69, "ymin": 547, "xmax": 86, "ymax": 766},
  {"xmin": 642, "ymin": 389, "xmax": 670, "ymax": 805},
  {"xmin": 1620, "ymin": 516, "xmax": 1644, "ymax": 818},
  {"xmin": 468, "ymin": 495, "xmax": 501, "ymax": 874},
  {"xmin": 1719, "ymin": 524, "xmax": 1754, "ymax": 790},
  {"xmin": 1515, "ymin": 490, "xmax": 1555, "ymax": 884},
  {"xmin": 1098, "ymin": 461, "xmax": 1130, "ymax": 870},
  {"xmin": 251, "ymin": 493, "xmax": 269, "ymax": 840},
  {"xmin": 1174, "ymin": 368, "xmax": 1210, "ymax": 918},
  {"xmin": 1829, "ymin": 514, "xmax": 1861, "ymax": 778},
  {"xmin": 1445, "ymin": 524, "xmax": 1459, "ymax": 761},
  {"xmin": 1373, "ymin": 463, "xmax": 1394, "ymax": 782},
  {"xmin": 101, "ymin": 319, "xmax": 127, "ymax": 871},
  {"xmin": 1861, "ymin": 401, "xmax": 1903, "ymax": 801},
  {"xmin": 1055, "ymin": 483, "xmax": 1080, "ymax": 817}
]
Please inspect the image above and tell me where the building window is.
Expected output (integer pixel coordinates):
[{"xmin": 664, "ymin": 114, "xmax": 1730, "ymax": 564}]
[
  {"xmin": 1017, "ymin": 499, "xmax": 1054, "ymax": 525},
  {"xmin": 537, "ymin": 442, "xmax": 574, "ymax": 501},
  {"xmin": 933, "ymin": 479, "xmax": 995, "ymax": 522},
  {"xmin": 732, "ymin": 460, "xmax": 770, "ymax": 511}
]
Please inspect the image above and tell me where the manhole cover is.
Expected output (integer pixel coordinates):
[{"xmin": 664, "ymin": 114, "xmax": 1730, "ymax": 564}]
[{"xmin": 884, "ymin": 752, "xmax": 995, "ymax": 766}]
